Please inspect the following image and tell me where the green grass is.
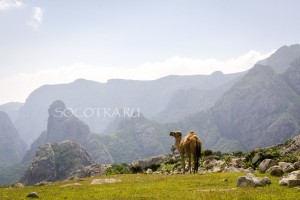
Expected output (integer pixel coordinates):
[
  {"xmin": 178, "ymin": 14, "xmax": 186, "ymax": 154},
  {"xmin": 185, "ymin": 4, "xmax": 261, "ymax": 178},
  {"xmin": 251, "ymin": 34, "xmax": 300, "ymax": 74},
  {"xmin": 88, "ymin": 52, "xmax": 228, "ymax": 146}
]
[{"xmin": 0, "ymin": 173, "xmax": 299, "ymax": 200}]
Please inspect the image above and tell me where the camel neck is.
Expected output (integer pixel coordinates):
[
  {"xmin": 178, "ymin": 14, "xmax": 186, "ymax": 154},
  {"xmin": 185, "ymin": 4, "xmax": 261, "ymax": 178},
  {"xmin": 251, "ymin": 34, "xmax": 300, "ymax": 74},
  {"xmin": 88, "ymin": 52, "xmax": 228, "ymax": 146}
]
[{"xmin": 175, "ymin": 137, "xmax": 181, "ymax": 150}]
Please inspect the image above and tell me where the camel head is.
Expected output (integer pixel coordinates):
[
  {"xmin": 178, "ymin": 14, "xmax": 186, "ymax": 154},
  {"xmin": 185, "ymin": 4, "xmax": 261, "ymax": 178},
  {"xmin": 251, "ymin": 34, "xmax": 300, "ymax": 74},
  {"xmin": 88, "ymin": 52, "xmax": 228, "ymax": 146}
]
[{"xmin": 169, "ymin": 131, "xmax": 182, "ymax": 139}]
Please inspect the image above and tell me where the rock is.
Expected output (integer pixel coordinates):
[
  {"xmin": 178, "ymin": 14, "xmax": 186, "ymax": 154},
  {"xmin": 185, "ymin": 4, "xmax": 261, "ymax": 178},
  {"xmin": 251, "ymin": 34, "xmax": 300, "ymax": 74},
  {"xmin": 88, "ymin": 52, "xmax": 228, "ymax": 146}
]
[
  {"xmin": 60, "ymin": 183, "xmax": 82, "ymax": 187},
  {"xmin": 293, "ymin": 162, "xmax": 300, "ymax": 170},
  {"xmin": 279, "ymin": 170, "xmax": 300, "ymax": 187},
  {"xmin": 279, "ymin": 162, "xmax": 296, "ymax": 173},
  {"xmin": 259, "ymin": 159, "xmax": 277, "ymax": 173},
  {"xmin": 252, "ymin": 153, "xmax": 262, "ymax": 164},
  {"xmin": 282, "ymin": 135, "xmax": 300, "ymax": 155},
  {"xmin": 212, "ymin": 166, "xmax": 222, "ymax": 172},
  {"xmin": 90, "ymin": 179, "xmax": 121, "ymax": 185},
  {"xmin": 20, "ymin": 141, "xmax": 93, "ymax": 185},
  {"xmin": 146, "ymin": 169, "xmax": 153, "ymax": 174},
  {"xmin": 223, "ymin": 166, "xmax": 241, "ymax": 173},
  {"xmin": 229, "ymin": 158, "xmax": 245, "ymax": 168},
  {"xmin": 131, "ymin": 155, "xmax": 167, "ymax": 169},
  {"xmin": 12, "ymin": 183, "xmax": 25, "ymax": 188},
  {"xmin": 70, "ymin": 164, "xmax": 111, "ymax": 178},
  {"xmin": 266, "ymin": 166, "xmax": 284, "ymax": 177},
  {"xmin": 26, "ymin": 192, "xmax": 39, "ymax": 198},
  {"xmin": 237, "ymin": 173, "xmax": 271, "ymax": 187},
  {"xmin": 34, "ymin": 181, "xmax": 52, "ymax": 186}
]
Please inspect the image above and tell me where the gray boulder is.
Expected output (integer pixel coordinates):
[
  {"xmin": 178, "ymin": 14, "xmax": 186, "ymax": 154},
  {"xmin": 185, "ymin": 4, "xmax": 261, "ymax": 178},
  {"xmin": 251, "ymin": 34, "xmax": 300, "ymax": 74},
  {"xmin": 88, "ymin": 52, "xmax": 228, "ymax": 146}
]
[
  {"xmin": 266, "ymin": 166, "xmax": 284, "ymax": 177},
  {"xmin": 21, "ymin": 140, "xmax": 93, "ymax": 185},
  {"xmin": 278, "ymin": 162, "xmax": 296, "ymax": 173},
  {"xmin": 259, "ymin": 159, "xmax": 277, "ymax": 173},
  {"xmin": 279, "ymin": 170, "xmax": 300, "ymax": 187},
  {"xmin": 237, "ymin": 173, "xmax": 271, "ymax": 187},
  {"xmin": 131, "ymin": 155, "xmax": 167, "ymax": 168},
  {"xmin": 293, "ymin": 162, "xmax": 300, "ymax": 170}
]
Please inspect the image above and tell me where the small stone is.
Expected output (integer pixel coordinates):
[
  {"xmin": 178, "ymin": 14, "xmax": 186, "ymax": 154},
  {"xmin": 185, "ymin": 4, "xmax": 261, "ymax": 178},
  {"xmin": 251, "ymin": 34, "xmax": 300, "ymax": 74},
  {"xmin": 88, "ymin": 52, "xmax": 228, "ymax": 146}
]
[
  {"xmin": 146, "ymin": 168, "xmax": 153, "ymax": 174},
  {"xmin": 90, "ymin": 178, "xmax": 121, "ymax": 185},
  {"xmin": 26, "ymin": 192, "xmax": 39, "ymax": 198},
  {"xmin": 34, "ymin": 181, "xmax": 52, "ymax": 186},
  {"xmin": 60, "ymin": 183, "xmax": 82, "ymax": 187}
]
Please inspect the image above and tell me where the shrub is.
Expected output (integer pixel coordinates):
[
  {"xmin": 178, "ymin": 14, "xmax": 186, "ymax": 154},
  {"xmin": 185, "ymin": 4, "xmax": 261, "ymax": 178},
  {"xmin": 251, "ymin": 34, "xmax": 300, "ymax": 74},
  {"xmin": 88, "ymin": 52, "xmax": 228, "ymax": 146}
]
[
  {"xmin": 129, "ymin": 165, "xmax": 143, "ymax": 174},
  {"xmin": 105, "ymin": 163, "xmax": 129, "ymax": 175},
  {"xmin": 146, "ymin": 163, "xmax": 161, "ymax": 172},
  {"xmin": 203, "ymin": 149, "xmax": 213, "ymax": 157}
]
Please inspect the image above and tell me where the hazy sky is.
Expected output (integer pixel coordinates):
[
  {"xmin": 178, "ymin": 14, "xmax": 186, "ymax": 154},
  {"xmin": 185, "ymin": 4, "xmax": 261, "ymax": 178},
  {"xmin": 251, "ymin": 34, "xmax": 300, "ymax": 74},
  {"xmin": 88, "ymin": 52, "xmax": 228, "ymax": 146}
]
[{"xmin": 0, "ymin": 0, "xmax": 300, "ymax": 104}]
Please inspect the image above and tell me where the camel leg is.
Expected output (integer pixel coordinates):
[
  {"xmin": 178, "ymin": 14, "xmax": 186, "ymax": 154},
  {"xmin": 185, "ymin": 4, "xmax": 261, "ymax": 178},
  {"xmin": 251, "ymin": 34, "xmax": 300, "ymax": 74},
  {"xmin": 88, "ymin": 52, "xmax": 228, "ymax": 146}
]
[
  {"xmin": 188, "ymin": 155, "xmax": 192, "ymax": 174},
  {"xmin": 181, "ymin": 154, "xmax": 185, "ymax": 174}
]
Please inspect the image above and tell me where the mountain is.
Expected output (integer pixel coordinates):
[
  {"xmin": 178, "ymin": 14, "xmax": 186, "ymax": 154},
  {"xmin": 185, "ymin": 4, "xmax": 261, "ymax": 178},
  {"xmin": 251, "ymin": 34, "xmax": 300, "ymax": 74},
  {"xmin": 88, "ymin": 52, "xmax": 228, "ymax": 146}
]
[
  {"xmin": 258, "ymin": 44, "xmax": 300, "ymax": 73},
  {"xmin": 21, "ymin": 141, "xmax": 93, "ymax": 185},
  {"xmin": 23, "ymin": 100, "xmax": 113, "ymax": 164},
  {"xmin": 154, "ymin": 71, "xmax": 244, "ymax": 123},
  {"xmin": 0, "ymin": 102, "xmax": 23, "ymax": 123},
  {"xmin": 99, "ymin": 114, "xmax": 173, "ymax": 163},
  {"xmin": 213, "ymin": 64, "xmax": 300, "ymax": 150},
  {"xmin": 23, "ymin": 100, "xmax": 172, "ymax": 164},
  {"xmin": 14, "ymin": 73, "xmax": 243, "ymax": 146},
  {"xmin": 0, "ymin": 111, "xmax": 27, "ymax": 168},
  {"xmin": 175, "ymin": 44, "xmax": 300, "ymax": 152}
]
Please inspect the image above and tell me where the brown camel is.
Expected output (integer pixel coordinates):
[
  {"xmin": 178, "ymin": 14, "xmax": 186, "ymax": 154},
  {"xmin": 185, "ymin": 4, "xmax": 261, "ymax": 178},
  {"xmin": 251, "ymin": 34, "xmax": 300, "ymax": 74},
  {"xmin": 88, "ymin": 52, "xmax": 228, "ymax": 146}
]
[{"xmin": 169, "ymin": 130, "xmax": 202, "ymax": 174}]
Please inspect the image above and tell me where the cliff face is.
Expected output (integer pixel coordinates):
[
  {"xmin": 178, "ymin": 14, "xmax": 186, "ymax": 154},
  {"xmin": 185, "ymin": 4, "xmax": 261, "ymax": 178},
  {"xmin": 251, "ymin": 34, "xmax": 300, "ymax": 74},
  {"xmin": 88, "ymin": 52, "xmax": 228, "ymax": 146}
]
[
  {"xmin": 23, "ymin": 100, "xmax": 113, "ymax": 164},
  {"xmin": 0, "ymin": 111, "xmax": 27, "ymax": 168},
  {"xmin": 20, "ymin": 141, "xmax": 93, "ymax": 185}
]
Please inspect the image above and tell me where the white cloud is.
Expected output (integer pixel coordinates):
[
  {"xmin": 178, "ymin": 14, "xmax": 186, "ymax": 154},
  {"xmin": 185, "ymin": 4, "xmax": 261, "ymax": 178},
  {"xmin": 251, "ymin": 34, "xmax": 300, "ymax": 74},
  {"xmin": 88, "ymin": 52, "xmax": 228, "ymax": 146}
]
[
  {"xmin": 0, "ymin": 50, "xmax": 274, "ymax": 104},
  {"xmin": 0, "ymin": 0, "xmax": 23, "ymax": 10},
  {"xmin": 27, "ymin": 7, "xmax": 44, "ymax": 30}
]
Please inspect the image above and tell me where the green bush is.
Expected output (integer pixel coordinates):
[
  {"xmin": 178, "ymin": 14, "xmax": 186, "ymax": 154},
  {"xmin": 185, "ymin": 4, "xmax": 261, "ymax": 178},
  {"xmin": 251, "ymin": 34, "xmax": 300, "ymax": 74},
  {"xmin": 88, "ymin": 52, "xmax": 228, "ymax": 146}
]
[
  {"xmin": 105, "ymin": 163, "xmax": 129, "ymax": 175},
  {"xmin": 129, "ymin": 165, "xmax": 143, "ymax": 174},
  {"xmin": 203, "ymin": 149, "xmax": 213, "ymax": 157},
  {"xmin": 146, "ymin": 163, "xmax": 161, "ymax": 172}
]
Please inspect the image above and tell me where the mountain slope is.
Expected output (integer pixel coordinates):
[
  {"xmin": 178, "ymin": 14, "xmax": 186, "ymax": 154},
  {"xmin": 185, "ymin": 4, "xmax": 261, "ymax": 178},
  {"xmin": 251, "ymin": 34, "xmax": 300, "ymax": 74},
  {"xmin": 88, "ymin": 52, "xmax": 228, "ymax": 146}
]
[
  {"xmin": 0, "ymin": 111, "xmax": 27, "ymax": 168},
  {"xmin": 173, "ymin": 44, "xmax": 300, "ymax": 152},
  {"xmin": 0, "ymin": 102, "xmax": 23, "ymax": 123},
  {"xmin": 213, "ymin": 64, "xmax": 300, "ymax": 150},
  {"xmin": 15, "ymin": 73, "xmax": 243, "ymax": 145}
]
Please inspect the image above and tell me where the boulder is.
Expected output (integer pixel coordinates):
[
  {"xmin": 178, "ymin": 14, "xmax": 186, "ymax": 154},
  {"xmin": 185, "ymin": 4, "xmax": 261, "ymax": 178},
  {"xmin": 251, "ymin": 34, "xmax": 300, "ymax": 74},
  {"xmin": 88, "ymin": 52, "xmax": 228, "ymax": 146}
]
[
  {"xmin": 70, "ymin": 164, "xmax": 111, "ymax": 178},
  {"xmin": 279, "ymin": 170, "xmax": 300, "ymax": 187},
  {"xmin": 21, "ymin": 141, "xmax": 93, "ymax": 185},
  {"xmin": 266, "ymin": 166, "xmax": 284, "ymax": 177},
  {"xmin": 26, "ymin": 192, "xmax": 39, "ymax": 198},
  {"xmin": 131, "ymin": 155, "xmax": 167, "ymax": 168},
  {"xmin": 229, "ymin": 158, "xmax": 245, "ymax": 168},
  {"xmin": 259, "ymin": 159, "xmax": 277, "ymax": 173},
  {"xmin": 279, "ymin": 162, "xmax": 296, "ymax": 173},
  {"xmin": 252, "ymin": 153, "xmax": 262, "ymax": 164},
  {"xmin": 12, "ymin": 183, "xmax": 25, "ymax": 188},
  {"xmin": 146, "ymin": 169, "xmax": 153, "ymax": 174},
  {"xmin": 237, "ymin": 173, "xmax": 271, "ymax": 187},
  {"xmin": 293, "ymin": 162, "xmax": 300, "ymax": 170},
  {"xmin": 223, "ymin": 166, "xmax": 241, "ymax": 173}
]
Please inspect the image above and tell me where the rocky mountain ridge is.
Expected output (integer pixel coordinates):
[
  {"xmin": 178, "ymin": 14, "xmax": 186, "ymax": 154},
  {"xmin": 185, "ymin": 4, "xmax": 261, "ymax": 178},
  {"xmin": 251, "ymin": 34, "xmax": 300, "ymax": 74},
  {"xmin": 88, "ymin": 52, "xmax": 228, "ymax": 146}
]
[{"xmin": 0, "ymin": 111, "xmax": 27, "ymax": 168}]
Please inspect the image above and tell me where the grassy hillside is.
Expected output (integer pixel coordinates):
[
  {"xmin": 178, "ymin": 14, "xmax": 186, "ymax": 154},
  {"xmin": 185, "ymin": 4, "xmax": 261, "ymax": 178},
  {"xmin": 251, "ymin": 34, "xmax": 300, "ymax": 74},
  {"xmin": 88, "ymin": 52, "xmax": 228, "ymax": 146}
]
[{"xmin": 1, "ymin": 173, "xmax": 299, "ymax": 200}]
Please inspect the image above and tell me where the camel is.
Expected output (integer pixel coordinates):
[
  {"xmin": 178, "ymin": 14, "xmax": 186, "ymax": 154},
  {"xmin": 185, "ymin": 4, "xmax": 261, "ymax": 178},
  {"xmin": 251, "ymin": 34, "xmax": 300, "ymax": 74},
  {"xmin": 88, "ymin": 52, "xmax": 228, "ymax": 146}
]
[{"xmin": 169, "ymin": 130, "xmax": 202, "ymax": 174}]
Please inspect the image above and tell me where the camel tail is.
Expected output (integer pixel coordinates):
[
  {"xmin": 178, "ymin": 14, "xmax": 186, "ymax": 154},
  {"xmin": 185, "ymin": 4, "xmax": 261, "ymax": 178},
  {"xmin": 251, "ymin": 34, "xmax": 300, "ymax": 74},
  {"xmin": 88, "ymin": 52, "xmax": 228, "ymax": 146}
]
[{"xmin": 194, "ymin": 141, "xmax": 201, "ymax": 173}]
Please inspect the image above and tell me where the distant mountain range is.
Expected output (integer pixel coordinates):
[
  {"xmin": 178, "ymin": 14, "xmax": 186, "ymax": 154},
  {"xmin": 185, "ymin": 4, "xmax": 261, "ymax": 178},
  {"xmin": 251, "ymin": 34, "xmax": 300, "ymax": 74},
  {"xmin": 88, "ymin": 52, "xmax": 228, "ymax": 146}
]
[
  {"xmin": 1, "ymin": 44, "xmax": 300, "ymax": 169},
  {"xmin": 10, "ymin": 68, "xmax": 243, "ymax": 146}
]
